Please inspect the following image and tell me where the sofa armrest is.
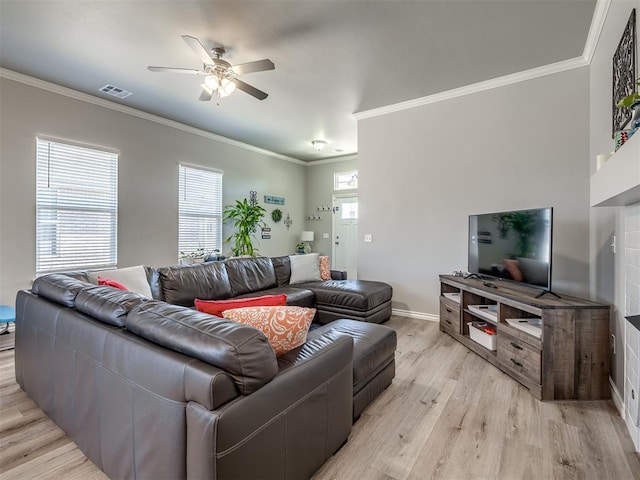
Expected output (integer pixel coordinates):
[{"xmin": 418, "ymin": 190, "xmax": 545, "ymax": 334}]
[
  {"xmin": 330, "ymin": 269, "xmax": 348, "ymax": 280},
  {"xmin": 186, "ymin": 330, "xmax": 354, "ymax": 480}
]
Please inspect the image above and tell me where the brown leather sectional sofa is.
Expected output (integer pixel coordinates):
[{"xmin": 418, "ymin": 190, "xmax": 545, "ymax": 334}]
[{"xmin": 15, "ymin": 256, "xmax": 396, "ymax": 479}]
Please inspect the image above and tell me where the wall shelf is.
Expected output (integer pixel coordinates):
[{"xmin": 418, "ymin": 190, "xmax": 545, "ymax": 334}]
[{"xmin": 591, "ymin": 133, "xmax": 640, "ymax": 207}]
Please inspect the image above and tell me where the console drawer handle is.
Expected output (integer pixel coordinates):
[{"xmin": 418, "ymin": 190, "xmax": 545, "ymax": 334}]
[
  {"xmin": 510, "ymin": 342, "xmax": 523, "ymax": 350},
  {"xmin": 446, "ymin": 308, "xmax": 452, "ymax": 313},
  {"xmin": 445, "ymin": 319, "xmax": 452, "ymax": 325},
  {"xmin": 510, "ymin": 358, "xmax": 523, "ymax": 368}
]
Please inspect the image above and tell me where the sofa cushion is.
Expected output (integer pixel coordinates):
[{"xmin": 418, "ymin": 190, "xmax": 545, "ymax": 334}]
[
  {"xmin": 289, "ymin": 254, "xmax": 322, "ymax": 284},
  {"xmin": 225, "ymin": 257, "xmax": 277, "ymax": 296},
  {"xmin": 319, "ymin": 256, "xmax": 331, "ymax": 281},
  {"xmin": 194, "ymin": 294, "xmax": 287, "ymax": 317},
  {"xmin": 223, "ymin": 306, "xmax": 316, "ymax": 356},
  {"xmin": 32, "ymin": 274, "xmax": 95, "ymax": 307},
  {"xmin": 127, "ymin": 300, "xmax": 277, "ymax": 395},
  {"xmin": 271, "ymin": 255, "xmax": 291, "ymax": 286},
  {"xmin": 75, "ymin": 286, "xmax": 146, "ymax": 327},
  {"xmin": 159, "ymin": 262, "xmax": 232, "ymax": 307},
  {"xmin": 89, "ymin": 265, "xmax": 153, "ymax": 298}
]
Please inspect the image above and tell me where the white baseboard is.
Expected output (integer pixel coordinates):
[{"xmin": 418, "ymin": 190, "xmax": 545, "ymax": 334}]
[
  {"xmin": 610, "ymin": 376, "xmax": 625, "ymax": 418},
  {"xmin": 391, "ymin": 309, "xmax": 439, "ymax": 322}
]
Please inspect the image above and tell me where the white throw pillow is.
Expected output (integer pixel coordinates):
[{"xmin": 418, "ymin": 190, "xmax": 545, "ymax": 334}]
[
  {"xmin": 91, "ymin": 265, "xmax": 152, "ymax": 298},
  {"xmin": 289, "ymin": 253, "xmax": 322, "ymax": 284}
]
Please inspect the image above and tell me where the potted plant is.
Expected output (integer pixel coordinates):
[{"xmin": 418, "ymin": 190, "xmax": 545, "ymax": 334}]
[
  {"xmin": 223, "ymin": 198, "xmax": 266, "ymax": 257},
  {"xmin": 617, "ymin": 80, "xmax": 640, "ymax": 108},
  {"xmin": 617, "ymin": 80, "xmax": 640, "ymax": 131},
  {"xmin": 179, "ymin": 248, "xmax": 208, "ymax": 265}
]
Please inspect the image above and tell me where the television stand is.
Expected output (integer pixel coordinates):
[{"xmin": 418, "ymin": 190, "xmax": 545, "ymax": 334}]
[
  {"xmin": 534, "ymin": 289, "xmax": 561, "ymax": 299},
  {"xmin": 439, "ymin": 275, "xmax": 610, "ymax": 400}
]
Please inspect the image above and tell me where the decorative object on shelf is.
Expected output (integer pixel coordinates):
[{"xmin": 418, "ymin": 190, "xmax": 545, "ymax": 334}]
[
  {"xmin": 249, "ymin": 190, "xmax": 258, "ymax": 206},
  {"xmin": 223, "ymin": 198, "xmax": 266, "ymax": 257},
  {"xmin": 179, "ymin": 248, "xmax": 209, "ymax": 265},
  {"xmin": 284, "ymin": 213, "xmax": 293, "ymax": 230},
  {"xmin": 264, "ymin": 195, "xmax": 285, "ymax": 205},
  {"xmin": 300, "ymin": 231, "xmax": 314, "ymax": 253},
  {"xmin": 261, "ymin": 227, "xmax": 271, "ymax": 240},
  {"xmin": 615, "ymin": 129, "xmax": 630, "ymax": 151},
  {"xmin": 307, "ymin": 215, "xmax": 322, "ymax": 220},
  {"xmin": 271, "ymin": 208, "xmax": 283, "ymax": 223},
  {"xmin": 311, "ymin": 140, "xmax": 327, "ymax": 151},
  {"xmin": 612, "ymin": 9, "xmax": 636, "ymax": 137}
]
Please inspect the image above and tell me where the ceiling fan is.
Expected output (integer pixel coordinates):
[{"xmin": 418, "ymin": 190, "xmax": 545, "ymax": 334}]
[{"xmin": 148, "ymin": 35, "xmax": 274, "ymax": 102}]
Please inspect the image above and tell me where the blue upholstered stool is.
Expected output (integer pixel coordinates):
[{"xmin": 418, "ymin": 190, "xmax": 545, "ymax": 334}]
[{"xmin": 0, "ymin": 305, "xmax": 15, "ymax": 335}]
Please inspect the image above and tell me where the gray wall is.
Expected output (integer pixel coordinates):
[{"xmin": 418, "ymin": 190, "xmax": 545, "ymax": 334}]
[
  {"xmin": 588, "ymin": 0, "xmax": 640, "ymax": 397},
  {"xmin": 357, "ymin": 67, "xmax": 590, "ymax": 316},
  {"xmin": 304, "ymin": 156, "xmax": 358, "ymax": 257},
  {"xmin": 0, "ymin": 78, "xmax": 306, "ymax": 304}
]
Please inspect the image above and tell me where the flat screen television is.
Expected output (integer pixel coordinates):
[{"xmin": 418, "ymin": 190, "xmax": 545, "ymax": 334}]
[{"xmin": 468, "ymin": 207, "xmax": 553, "ymax": 293}]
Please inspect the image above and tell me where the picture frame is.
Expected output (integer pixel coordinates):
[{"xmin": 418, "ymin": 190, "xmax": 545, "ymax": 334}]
[{"xmin": 612, "ymin": 9, "xmax": 636, "ymax": 137}]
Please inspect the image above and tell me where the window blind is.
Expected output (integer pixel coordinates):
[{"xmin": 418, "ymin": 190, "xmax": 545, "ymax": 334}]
[
  {"xmin": 36, "ymin": 138, "xmax": 118, "ymax": 273},
  {"xmin": 178, "ymin": 164, "xmax": 223, "ymax": 256}
]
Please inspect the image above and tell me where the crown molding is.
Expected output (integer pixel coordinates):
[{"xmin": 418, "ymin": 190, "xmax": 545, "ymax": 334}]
[
  {"xmin": 354, "ymin": 56, "xmax": 589, "ymax": 120},
  {"xmin": 307, "ymin": 153, "xmax": 358, "ymax": 166},
  {"xmin": 0, "ymin": 68, "xmax": 306, "ymax": 166},
  {"xmin": 582, "ymin": 0, "xmax": 612, "ymax": 64}
]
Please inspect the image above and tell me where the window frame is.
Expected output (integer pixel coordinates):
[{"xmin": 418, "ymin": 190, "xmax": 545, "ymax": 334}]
[
  {"xmin": 178, "ymin": 163, "xmax": 223, "ymax": 258},
  {"xmin": 35, "ymin": 137, "xmax": 118, "ymax": 273}
]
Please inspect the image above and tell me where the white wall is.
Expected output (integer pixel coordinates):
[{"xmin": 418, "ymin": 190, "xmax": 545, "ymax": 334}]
[
  {"xmin": 0, "ymin": 77, "xmax": 306, "ymax": 304},
  {"xmin": 589, "ymin": 0, "xmax": 640, "ymax": 397},
  {"xmin": 358, "ymin": 67, "xmax": 590, "ymax": 316}
]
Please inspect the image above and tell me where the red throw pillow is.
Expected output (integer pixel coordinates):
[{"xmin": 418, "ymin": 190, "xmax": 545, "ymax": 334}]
[
  {"xmin": 195, "ymin": 294, "xmax": 287, "ymax": 317},
  {"xmin": 98, "ymin": 276, "xmax": 128, "ymax": 291}
]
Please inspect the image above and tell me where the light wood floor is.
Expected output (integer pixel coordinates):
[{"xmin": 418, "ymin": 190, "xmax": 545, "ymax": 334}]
[{"xmin": 1, "ymin": 317, "xmax": 639, "ymax": 479}]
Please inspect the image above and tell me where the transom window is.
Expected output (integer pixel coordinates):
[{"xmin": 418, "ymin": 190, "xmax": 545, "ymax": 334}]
[
  {"xmin": 334, "ymin": 170, "xmax": 358, "ymax": 190},
  {"xmin": 36, "ymin": 138, "xmax": 118, "ymax": 273},
  {"xmin": 178, "ymin": 164, "xmax": 223, "ymax": 257}
]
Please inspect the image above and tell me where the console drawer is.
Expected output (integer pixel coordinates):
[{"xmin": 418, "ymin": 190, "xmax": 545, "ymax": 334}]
[
  {"xmin": 497, "ymin": 331, "xmax": 541, "ymax": 383},
  {"xmin": 439, "ymin": 297, "xmax": 460, "ymax": 334}
]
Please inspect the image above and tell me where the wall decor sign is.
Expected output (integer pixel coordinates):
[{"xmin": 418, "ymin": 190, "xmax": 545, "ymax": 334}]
[
  {"xmin": 612, "ymin": 9, "xmax": 636, "ymax": 137},
  {"xmin": 264, "ymin": 195, "xmax": 285, "ymax": 205}
]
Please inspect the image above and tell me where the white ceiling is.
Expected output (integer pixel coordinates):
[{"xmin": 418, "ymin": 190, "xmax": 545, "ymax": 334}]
[{"xmin": 0, "ymin": 0, "xmax": 596, "ymax": 162}]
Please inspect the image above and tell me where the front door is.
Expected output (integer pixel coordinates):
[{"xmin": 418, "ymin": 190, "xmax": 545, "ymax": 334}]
[{"xmin": 332, "ymin": 195, "xmax": 358, "ymax": 279}]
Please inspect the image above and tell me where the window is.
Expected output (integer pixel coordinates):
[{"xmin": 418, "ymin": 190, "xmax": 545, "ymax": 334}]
[
  {"xmin": 341, "ymin": 202, "xmax": 358, "ymax": 219},
  {"xmin": 36, "ymin": 138, "xmax": 118, "ymax": 273},
  {"xmin": 334, "ymin": 170, "xmax": 358, "ymax": 190},
  {"xmin": 178, "ymin": 164, "xmax": 223, "ymax": 256}
]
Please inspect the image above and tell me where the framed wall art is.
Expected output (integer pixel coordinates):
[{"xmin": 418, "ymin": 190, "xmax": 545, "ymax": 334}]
[{"xmin": 612, "ymin": 9, "xmax": 636, "ymax": 137}]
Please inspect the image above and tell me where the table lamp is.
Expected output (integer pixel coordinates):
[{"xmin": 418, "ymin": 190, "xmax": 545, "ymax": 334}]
[{"xmin": 301, "ymin": 231, "xmax": 314, "ymax": 253}]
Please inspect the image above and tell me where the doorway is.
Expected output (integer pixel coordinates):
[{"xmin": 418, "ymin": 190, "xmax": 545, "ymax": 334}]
[{"xmin": 332, "ymin": 194, "xmax": 358, "ymax": 279}]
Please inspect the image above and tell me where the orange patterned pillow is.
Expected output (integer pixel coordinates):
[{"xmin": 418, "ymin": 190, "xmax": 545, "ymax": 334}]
[
  {"xmin": 222, "ymin": 306, "xmax": 316, "ymax": 356},
  {"xmin": 319, "ymin": 256, "xmax": 331, "ymax": 281}
]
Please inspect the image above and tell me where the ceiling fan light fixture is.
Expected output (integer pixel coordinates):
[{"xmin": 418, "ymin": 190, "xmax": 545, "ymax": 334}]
[
  {"xmin": 312, "ymin": 140, "xmax": 327, "ymax": 151},
  {"xmin": 204, "ymin": 75, "xmax": 219, "ymax": 90},
  {"xmin": 219, "ymin": 77, "xmax": 236, "ymax": 97}
]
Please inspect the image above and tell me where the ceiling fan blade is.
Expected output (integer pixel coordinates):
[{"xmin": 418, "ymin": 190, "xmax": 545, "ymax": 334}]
[
  {"xmin": 233, "ymin": 79, "xmax": 268, "ymax": 100},
  {"xmin": 182, "ymin": 35, "xmax": 214, "ymax": 65},
  {"xmin": 231, "ymin": 59, "xmax": 275, "ymax": 75},
  {"xmin": 199, "ymin": 85, "xmax": 213, "ymax": 101},
  {"xmin": 147, "ymin": 66, "xmax": 204, "ymax": 74}
]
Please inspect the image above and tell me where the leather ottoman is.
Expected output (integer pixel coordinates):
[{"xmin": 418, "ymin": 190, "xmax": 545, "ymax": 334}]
[
  {"xmin": 304, "ymin": 280, "xmax": 393, "ymax": 324},
  {"xmin": 310, "ymin": 319, "xmax": 397, "ymax": 421}
]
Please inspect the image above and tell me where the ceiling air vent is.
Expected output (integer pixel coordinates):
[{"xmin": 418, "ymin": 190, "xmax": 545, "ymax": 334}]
[{"xmin": 99, "ymin": 84, "xmax": 132, "ymax": 99}]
